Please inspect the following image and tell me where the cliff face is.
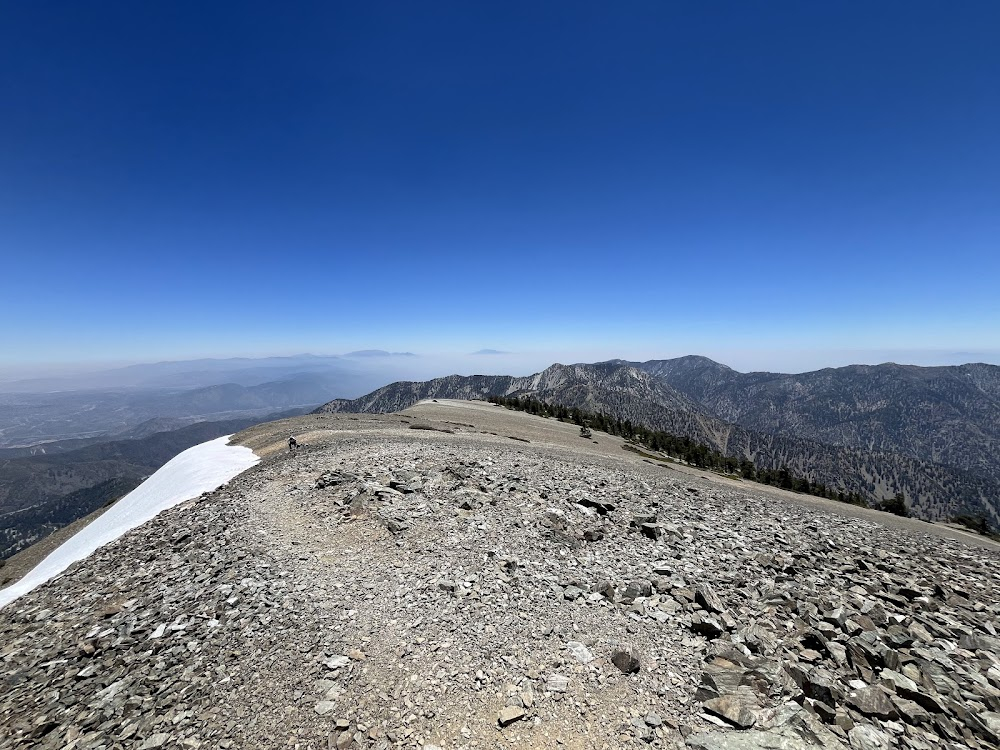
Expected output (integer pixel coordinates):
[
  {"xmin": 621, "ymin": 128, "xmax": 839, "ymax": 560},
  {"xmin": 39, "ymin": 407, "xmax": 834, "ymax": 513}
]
[{"xmin": 315, "ymin": 358, "xmax": 1000, "ymax": 523}]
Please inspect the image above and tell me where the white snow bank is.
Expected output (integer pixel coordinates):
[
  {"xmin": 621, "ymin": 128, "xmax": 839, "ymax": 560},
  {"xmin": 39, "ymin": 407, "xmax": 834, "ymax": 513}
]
[{"xmin": 0, "ymin": 435, "xmax": 259, "ymax": 610}]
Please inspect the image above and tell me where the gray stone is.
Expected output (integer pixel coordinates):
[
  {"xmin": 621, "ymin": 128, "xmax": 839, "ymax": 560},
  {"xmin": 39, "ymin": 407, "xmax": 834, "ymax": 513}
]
[
  {"xmin": 687, "ymin": 723, "xmax": 847, "ymax": 749},
  {"xmin": 546, "ymin": 673, "xmax": 569, "ymax": 692},
  {"xmin": 803, "ymin": 668, "xmax": 841, "ymax": 707},
  {"xmin": 566, "ymin": 640, "xmax": 594, "ymax": 663},
  {"xmin": 878, "ymin": 668, "xmax": 918, "ymax": 694},
  {"xmin": 847, "ymin": 725, "xmax": 890, "ymax": 750},
  {"xmin": 611, "ymin": 644, "xmax": 641, "ymax": 674},
  {"xmin": 890, "ymin": 697, "xmax": 931, "ymax": 726},
  {"xmin": 139, "ymin": 735, "xmax": 172, "ymax": 750},
  {"xmin": 315, "ymin": 701, "xmax": 337, "ymax": 715},
  {"xmin": 959, "ymin": 632, "xmax": 1000, "ymax": 652},
  {"xmin": 695, "ymin": 584, "xmax": 725, "ymax": 614},
  {"xmin": 845, "ymin": 686, "xmax": 897, "ymax": 720},
  {"xmin": 702, "ymin": 695, "xmax": 756, "ymax": 729},
  {"xmin": 498, "ymin": 706, "xmax": 526, "ymax": 726},
  {"xmin": 971, "ymin": 711, "xmax": 1000, "ymax": 744},
  {"xmin": 2, "ymin": 405, "xmax": 998, "ymax": 750}
]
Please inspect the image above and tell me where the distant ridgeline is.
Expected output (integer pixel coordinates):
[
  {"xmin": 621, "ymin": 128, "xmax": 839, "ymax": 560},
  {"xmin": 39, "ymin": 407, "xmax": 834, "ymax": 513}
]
[
  {"xmin": 315, "ymin": 358, "xmax": 1000, "ymax": 533},
  {"xmin": 488, "ymin": 395, "xmax": 940, "ymax": 525}
]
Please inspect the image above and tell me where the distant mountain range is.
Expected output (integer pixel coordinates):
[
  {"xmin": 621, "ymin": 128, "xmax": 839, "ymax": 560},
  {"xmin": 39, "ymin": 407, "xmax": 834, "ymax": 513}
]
[
  {"xmin": 316, "ymin": 356, "xmax": 1000, "ymax": 523},
  {"xmin": 0, "ymin": 372, "xmax": 346, "ymax": 449},
  {"xmin": 0, "ymin": 351, "xmax": 444, "ymax": 449}
]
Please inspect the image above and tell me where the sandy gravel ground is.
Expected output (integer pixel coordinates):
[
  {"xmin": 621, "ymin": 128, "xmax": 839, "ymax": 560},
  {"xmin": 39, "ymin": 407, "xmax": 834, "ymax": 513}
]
[
  {"xmin": 5, "ymin": 398, "xmax": 994, "ymax": 596},
  {"xmin": 237, "ymin": 399, "xmax": 999, "ymax": 552},
  {"xmin": 2, "ymin": 399, "xmax": 998, "ymax": 750}
]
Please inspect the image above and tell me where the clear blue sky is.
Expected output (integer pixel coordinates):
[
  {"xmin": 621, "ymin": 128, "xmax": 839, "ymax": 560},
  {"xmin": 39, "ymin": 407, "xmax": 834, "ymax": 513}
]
[{"xmin": 2, "ymin": 2, "xmax": 998, "ymax": 373}]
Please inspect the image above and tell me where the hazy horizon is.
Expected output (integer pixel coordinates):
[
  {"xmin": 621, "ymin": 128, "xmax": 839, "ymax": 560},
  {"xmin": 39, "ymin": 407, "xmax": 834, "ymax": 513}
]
[{"xmin": 3, "ymin": 347, "xmax": 998, "ymax": 391}]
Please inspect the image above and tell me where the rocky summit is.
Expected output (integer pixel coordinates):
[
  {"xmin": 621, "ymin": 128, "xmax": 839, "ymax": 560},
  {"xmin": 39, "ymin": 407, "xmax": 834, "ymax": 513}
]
[{"xmin": 1, "ymin": 400, "xmax": 998, "ymax": 750}]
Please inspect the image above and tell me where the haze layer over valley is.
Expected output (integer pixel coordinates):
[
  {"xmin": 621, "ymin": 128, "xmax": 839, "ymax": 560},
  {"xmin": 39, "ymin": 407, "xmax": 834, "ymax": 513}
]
[
  {"xmin": 0, "ymin": 353, "xmax": 419, "ymax": 563},
  {"xmin": 0, "ymin": 353, "xmax": 427, "ymax": 448}
]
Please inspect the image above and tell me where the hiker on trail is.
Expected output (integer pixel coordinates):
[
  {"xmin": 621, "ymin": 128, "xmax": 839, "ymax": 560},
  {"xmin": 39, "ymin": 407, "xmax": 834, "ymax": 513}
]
[{"xmin": 288, "ymin": 436, "xmax": 298, "ymax": 452}]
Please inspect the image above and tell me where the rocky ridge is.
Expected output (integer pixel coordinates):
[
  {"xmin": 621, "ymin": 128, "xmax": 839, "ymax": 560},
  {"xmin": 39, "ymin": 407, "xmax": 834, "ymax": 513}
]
[
  {"xmin": 315, "ymin": 359, "xmax": 1000, "ymax": 522},
  {"xmin": 1, "ymin": 404, "xmax": 998, "ymax": 750}
]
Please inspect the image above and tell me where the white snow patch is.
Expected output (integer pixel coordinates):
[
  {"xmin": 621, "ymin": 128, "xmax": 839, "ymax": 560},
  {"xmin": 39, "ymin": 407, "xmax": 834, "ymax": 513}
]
[{"xmin": 0, "ymin": 435, "xmax": 259, "ymax": 610}]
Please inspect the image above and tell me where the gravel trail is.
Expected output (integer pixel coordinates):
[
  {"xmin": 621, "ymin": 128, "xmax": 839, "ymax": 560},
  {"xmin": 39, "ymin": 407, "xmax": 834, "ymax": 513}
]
[{"xmin": 1, "ymin": 401, "xmax": 997, "ymax": 749}]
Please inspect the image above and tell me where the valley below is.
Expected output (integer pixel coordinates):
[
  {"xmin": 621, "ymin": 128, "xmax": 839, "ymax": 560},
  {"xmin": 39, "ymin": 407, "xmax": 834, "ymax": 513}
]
[{"xmin": 0, "ymin": 363, "xmax": 354, "ymax": 561}]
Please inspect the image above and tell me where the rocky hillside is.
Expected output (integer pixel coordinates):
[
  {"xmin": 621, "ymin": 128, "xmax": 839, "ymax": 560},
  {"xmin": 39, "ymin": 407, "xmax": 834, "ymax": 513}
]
[
  {"xmin": 315, "ymin": 359, "xmax": 1000, "ymax": 523},
  {"xmin": 1, "ymin": 404, "xmax": 997, "ymax": 750}
]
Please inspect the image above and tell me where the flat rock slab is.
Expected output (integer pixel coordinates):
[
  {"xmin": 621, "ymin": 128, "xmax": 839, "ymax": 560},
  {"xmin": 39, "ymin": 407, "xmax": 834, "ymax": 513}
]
[{"xmin": 686, "ymin": 726, "xmax": 847, "ymax": 750}]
